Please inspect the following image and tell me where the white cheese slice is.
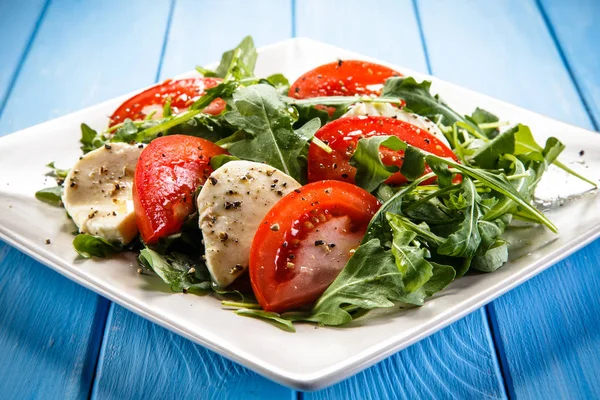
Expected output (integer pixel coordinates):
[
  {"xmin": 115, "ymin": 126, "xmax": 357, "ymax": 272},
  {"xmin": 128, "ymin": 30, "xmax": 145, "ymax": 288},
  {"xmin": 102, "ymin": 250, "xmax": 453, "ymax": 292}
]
[
  {"xmin": 62, "ymin": 143, "xmax": 143, "ymax": 244},
  {"xmin": 196, "ymin": 160, "xmax": 301, "ymax": 287},
  {"xmin": 343, "ymin": 102, "xmax": 451, "ymax": 147}
]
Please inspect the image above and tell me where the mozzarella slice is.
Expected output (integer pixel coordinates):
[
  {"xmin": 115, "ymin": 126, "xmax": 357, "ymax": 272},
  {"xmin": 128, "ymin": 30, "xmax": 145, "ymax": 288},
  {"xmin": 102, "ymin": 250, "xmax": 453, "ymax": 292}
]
[
  {"xmin": 343, "ymin": 102, "xmax": 451, "ymax": 147},
  {"xmin": 63, "ymin": 143, "xmax": 143, "ymax": 244},
  {"xmin": 196, "ymin": 160, "xmax": 301, "ymax": 287}
]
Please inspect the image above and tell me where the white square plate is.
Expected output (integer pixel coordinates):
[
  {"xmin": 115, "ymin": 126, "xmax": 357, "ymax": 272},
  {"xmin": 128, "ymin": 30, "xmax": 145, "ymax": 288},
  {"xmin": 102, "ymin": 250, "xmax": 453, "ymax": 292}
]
[{"xmin": 0, "ymin": 38, "xmax": 599, "ymax": 391}]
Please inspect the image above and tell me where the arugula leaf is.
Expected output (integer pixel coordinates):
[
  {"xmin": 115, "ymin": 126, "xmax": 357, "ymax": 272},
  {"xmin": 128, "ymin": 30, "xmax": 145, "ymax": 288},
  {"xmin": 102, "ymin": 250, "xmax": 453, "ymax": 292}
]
[
  {"xmin": 382, "ymin": 77, "xmax": 479, "ymax": 132},
  {"xmin": 472, "ymin": 240, "xmax": 508, "ymax": 272},
  {"xmin": 210, "ymin": 154, "xmax": 240, "ymax": 169},
  {"xmin": 387, "ymin": 213, "xmax": 433, "ymax": 292},
  {"xmin": 297, "ymin": 239, "xmax": 404, "ymax": 326},
  {"xmin": 292, "ymin": 104, "xmax": 329, "ymax": 129},
  {"xmin": 139, "ymin": 248, "xmax": 212, "ymax": 294},
  {"xmin": 80, "ymin": 123, "xmax": 105, "ymax": 153},
  {"xmin": 45, "ymin": 162, "xmax": 69, "ymax": 179},
  {"xmin": 236, "ymin": 309, "xmax": 296, "ymax": 332},
  {"xmin": 207, "ymin": 35, "xmax": 257, "ymax": 80},
  {"xmin": 437, "ymin": 179, "xmax": 482, "ymax": 258},
  {"xmin": 396, "ymin": 261, "xmax": 456, "ymax": 305},
  {"xmin": 471, "ymin": 128, "xmax": 516, "ymax": 169},
  {"xmin": 425, "ymin": 154, "xmax": 558, "ymax": 232},
  {"xmin": 262, "ymin": 73, "xmax": 290, "ymax": 95},
  {"xmin": 362, "ymin": 173, "xmax": 437, "ymax": 245},
  {"xmin": 35, "ymin": 186, "xmax": 63, "ymax": 206},
  {"xmin": 350, "ymin": 136, "xmax": 404, "ymax": 192},
  {"xmin": 401, "ymin": 146, "xmax": 427, "ymax": 181},
  {"xmin": 470, "ymin": 108, "xmax": 500, "ymax": 138},
  {"xmin": 423, "ymin": 262, "xmax": 456, "ymax": 296},
  {"xmin": 224, "ymin": 84, "xmax": 321, "ymax": 182},
  {"xmin": 73, "ymin": 234, "xmax": 122, "ymax": 258}
]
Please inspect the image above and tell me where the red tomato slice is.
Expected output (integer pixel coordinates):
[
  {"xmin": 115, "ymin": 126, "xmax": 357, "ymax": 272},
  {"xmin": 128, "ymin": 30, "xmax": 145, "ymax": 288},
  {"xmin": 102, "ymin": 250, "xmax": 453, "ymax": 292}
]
[
  {"xmin": 133, "ymin": 135, "xmax": 227, "ymax": 244},
  {"xmin": 109, "ymin": 78, "xmax": 226, "ymax": 127},
  {"xmin": 288, "ymin": 60, "xmax": 402, "ymax": 99},
  {"xmin": 308, "ymin": 116, "xmax": 458, "ymax": 185},
  {"xmin": 249, "ymin": 181, "xmax": 380, "ymax": 313}
]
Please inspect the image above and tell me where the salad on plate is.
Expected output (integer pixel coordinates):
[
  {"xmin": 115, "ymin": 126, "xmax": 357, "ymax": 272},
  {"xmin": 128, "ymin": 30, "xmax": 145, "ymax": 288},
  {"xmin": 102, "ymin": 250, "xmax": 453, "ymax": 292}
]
[{"xmin": 35, "ymin": 36, "xmax": 595, "ymax": 332}]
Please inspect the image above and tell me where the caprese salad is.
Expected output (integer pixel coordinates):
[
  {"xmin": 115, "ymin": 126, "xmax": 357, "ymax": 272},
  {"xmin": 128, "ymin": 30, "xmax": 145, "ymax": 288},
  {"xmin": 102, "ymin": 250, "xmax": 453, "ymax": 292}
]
[{"xmin": 36, "ymin": 36, "xmax": 595, "ymax": 331}]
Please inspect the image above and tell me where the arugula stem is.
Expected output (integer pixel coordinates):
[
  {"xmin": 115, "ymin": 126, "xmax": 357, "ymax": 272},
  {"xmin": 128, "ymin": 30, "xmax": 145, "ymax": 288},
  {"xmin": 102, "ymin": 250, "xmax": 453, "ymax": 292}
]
[
  {"xmin": 221, "ymin": 301, "xmax": 261, "ymax": 309},
  {"xmin": 224, "ymin": 48, "xmax": 243, "ymax": 81},
  {"xmin": 105, "ymin": 119, "xmax": 147, "ymax": 134},
  {"xmin": 456, "ymin": 121, "xmax": 488, "ymax": 141},
  {"xmin": 311, "ymin": 136, "xmax": 333, "ymax": 153},
  {"xmin": 553, "ymin": 160, "xmax": 598, "ymax": 188},
  {"xmin": 363, "ymin": 172, "xmax": 437, "ymax": 243},
  {"xmin": 478, "ymin": 121, "xmax": 509, "ymax": 130},
  {"xmin": 506, "ymin": 173, "xmax": 531, "ymax": 181},
  {"xmin": 413, "ymin": 185, "xmax": 444, "ymax": 191},
  {"xmin": 404, "ymin": 185, "xmax": 460, "ymax": 212},
  {"xmin": 439, "ymin": 157, "xmax": 558, "ymax": 232},
  {"xmin": 137, "ymin": 109, "xmax": 202, "ymax": 137}
]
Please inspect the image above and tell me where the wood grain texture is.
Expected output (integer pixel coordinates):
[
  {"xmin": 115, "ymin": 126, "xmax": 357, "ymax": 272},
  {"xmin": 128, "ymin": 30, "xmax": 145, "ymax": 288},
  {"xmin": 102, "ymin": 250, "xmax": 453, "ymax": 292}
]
[
  {"xmin": 295, "ymin": 0, "xmax": 428, "ymax": 73},
  {"xmin": 418, "ymin": 0, "xmax": 592, "ymax": 129},
  {"xmin": 92, "ymin": 305, "xmax": 293, "ymax": 400},
  {"xmin": 0, "ymin": 0, "xmax": 171, "ymax": 398},
  {"xmin": 539, "ymin": 0, "xmax": 600, "ymax": 127},
  {"xmin": 418, "ymin": 0, "xmax": 600, "ymax": 397},
  {"xmin": 92, "ymin": 1, "xmax": 296, "ymax": 399},
  {"xmin": 306, "ymin": 311, "xmax": 505, "ymax": 399},
  {"xmin": 296, "ymin": 1, "xmax": 506, "ymax": 398},
  {"xmin": 0, "ymin": 0, "xmax": 47, "ymax": 115},
  {"xmin": 0, "ymin": 0, "xmax": 172, "ymax": 136}
]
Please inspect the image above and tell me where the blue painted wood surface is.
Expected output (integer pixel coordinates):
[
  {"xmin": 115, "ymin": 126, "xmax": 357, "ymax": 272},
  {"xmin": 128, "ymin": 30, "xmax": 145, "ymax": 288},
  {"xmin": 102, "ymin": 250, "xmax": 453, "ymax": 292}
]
[
  {"xmin": 418, "ymin": 0, "xmax": 600, "ymax": 398},
  {"xmin": 92, "ymin": 1, "xmax": 297, "ymax": 399},
  {"xmin": 297, "ymin": 1, "xmax": 505, "ymax": 398},
  {"xmin": 540, "ymin": 0, "xmax": 600, "ymax": 129},
  {"xmin": 1, "ymin": 0, "xmax": 600, "ymax": 398},
  {"xmin": 0, "ymin": 0, "xmax": 171, "ymax": 398}
]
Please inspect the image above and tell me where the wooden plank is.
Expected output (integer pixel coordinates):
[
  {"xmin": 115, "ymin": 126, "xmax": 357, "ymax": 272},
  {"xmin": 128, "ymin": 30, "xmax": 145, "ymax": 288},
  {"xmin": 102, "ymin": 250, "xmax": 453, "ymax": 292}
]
[
  {"xmin": 92, "ymin": 1, "xmax": 296, "ymax": 398},
  {"xmin": 538, "ymin": 0, "xmax": 600, "ymax": 127},
  {"xmin": 0, "ymin": 0, "xmax": 47, "ymax": 114},
  {"xmin": 0, "ymin": 0, "xmax": 172, "ymax": 135},
  {"xmin": 295, "ymin": 0, "xmax": 428, "ymax": 73},
  {"xmin": 160, "ymin": 0, "xmax": 293, "ymax": 78},
  {"xmin": 296, "ymin": 1, "xmax": 506, "ymax": 398},
  {"xmin": 307, "ymin": 311, "xmax": 505, "ymax": 399},
  {"xmin": 418, "ymin": 0, "xmax": 600, "ymax": 397},
  {"xmin": 0, "ymin": 0, "xmax": 172, "ymax": 398},
  {"xmin": 92, "ymin": 305, "xmax": 293, "ymax": 400},
  {"xmin": 417, "ymin": 0, "xmax": 591, "ymax": 129}
]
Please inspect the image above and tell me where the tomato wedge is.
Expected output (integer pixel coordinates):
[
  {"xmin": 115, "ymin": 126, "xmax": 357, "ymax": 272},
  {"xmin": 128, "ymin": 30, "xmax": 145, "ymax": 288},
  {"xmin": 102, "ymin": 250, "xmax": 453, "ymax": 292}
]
[
  {"xmin": 288, "ymin": 60, "xmax": 401, "ymax": 99},
  {"xmin": 308, "ymin": 116, "xmax": 458, "ymax": 185},
  {"xmin": 249, "ymin": 181, "xmax": 380, "ymax": 313},
  {"xmin": 109, "ymin": 78, "xmax": 226, "ymax": 127},
  {"xmin": 133, "ymin": 135, "xmax": 227, "ymax": 244}
]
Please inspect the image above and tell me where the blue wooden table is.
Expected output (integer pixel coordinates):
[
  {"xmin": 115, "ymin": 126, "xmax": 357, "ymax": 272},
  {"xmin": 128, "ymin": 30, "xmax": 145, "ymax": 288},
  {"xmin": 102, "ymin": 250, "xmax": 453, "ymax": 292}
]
[{"xmin": 1, "ymin": 1, "xmax": 599, "ymax": 398}]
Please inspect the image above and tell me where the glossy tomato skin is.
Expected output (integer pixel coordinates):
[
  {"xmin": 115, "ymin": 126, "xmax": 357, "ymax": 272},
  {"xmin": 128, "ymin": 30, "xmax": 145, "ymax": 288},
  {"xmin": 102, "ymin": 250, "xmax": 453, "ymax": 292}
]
[
  {"xmin": 109, "ymin": 78, "xmax": 225, "ymax": 127},
  {"xmin": 249, "ymin": 180, "xmax": 380, "ymax": 313},
  {"xmin": 288, "ymin": 60, "xmax": 401, "ymax": 99},
  {"xmin": 133, "ymin": 135, "xmax": 227, "ymax": 244},
  {"xmin": 308, "ymin": 116, "xmax": 458, "ymax": 185}
]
